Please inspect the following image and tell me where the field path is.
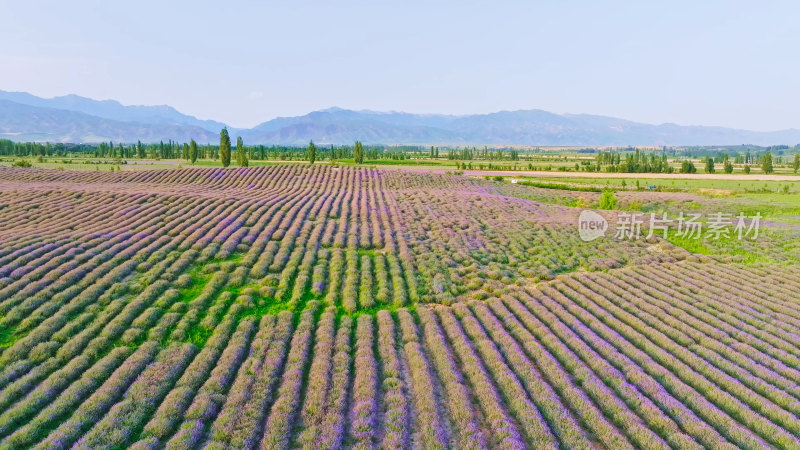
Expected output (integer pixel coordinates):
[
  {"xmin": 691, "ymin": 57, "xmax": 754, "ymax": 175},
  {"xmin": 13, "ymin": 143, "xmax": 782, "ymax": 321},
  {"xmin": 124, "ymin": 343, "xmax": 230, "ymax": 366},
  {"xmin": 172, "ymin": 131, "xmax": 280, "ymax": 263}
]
[{"xmin": 430, "ymin": 169, "xmax": 800, "ymax": 181}]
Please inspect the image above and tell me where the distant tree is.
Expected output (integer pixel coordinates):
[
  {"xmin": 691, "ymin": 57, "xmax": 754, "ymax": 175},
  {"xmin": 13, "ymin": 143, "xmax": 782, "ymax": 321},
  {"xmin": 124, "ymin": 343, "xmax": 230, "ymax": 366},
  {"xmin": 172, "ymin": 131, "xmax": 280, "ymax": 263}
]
[
  {"xmin": 599, "ymin": 189, "xmax": 618, "ymax": 210},
  {"xmin": 680, "ymin": 160, "xmax": 697, "ymax": 174},
  {"xmin": 136, "ymin": 140, "xmax": 145, "ymax": 159},
  {"xmin": 723, "ymin": 155, "xmax": 734, "ymax": 174},
  {"xmin": 793, "ymin": 153, "xmax": 799, "ymax": 174},
  {"xmin": 236, "ymin": 136, "xmax": 248, "ymax": 167},
  {"xmin": 220, "ymin": 128, "xmax": 231, "ymax": 167},
  {"xmin": 307, "ymin": 140, "xmax": 316, "ymax": 164},
  {"xmin": 723, "ymin": 160, "xmax": 733, "ymax": 174},
  {"xmin": 762, "ymin": 151, "xmax": 774, "ymax": 174},
  {"xmin": 189, "ymin": 139, "xmax": 198, "ymax": 164},
  {"xmin": 354, "ymin": 141, "xmax": 364, "ymax": 164},
  {"xmin": 744, "ymin": 164, "xmax": 751, "ymax": 174},
  {"xmin": 705, "ymin": 157, "xmax": 715, "ymax": 174}
]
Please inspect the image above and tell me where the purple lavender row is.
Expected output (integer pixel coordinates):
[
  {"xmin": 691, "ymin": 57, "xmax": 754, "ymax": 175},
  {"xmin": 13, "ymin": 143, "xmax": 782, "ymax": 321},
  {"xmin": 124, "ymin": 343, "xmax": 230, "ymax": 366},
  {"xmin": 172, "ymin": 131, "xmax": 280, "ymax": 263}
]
[
  {"xmin": 132, "ymin": 311, "xmax": 245, "ymax": 446},
  {"xmin": 396, "ymin": 308, "xmax": 449, "ymax": 448},
  {"xmin": 32, "ymin": 341, "xmax": 160, "ymax": 449},
  {"xmin": 73, "ymin": 343, "xmax": 196, "ymax": 448},
  {"xmin": 436, "ymin": 306, "xmax": 532, "ymax": 449},
  {"xmin": 506, "ymin": 291, "xmax": 709, "ymax": 449},
  {"xmin": 583, "ymin": 272, "xmax": 800, "ymax": 422},
  {"xmin": 485, "ymin": 297, "xmax": 638, "ymax": 450},
  {"xmin": 552, "ymin": 278, "xmax": 800, "ymax": 447},
  {"xmin": 637, "ymin": 265, "xmax": 800, "ymax": 368},
  {"xmin": 417, "ymin": 306, "xmax": 487, "ymax": 449},
  {"xmin": 205, "ymin": 314, "xmax": 277, "ymax": 447},
  {"xmin": 349, "ymin": 314, "xmax": 378, "ymax": 448},
  {"xmin": 622, "ymin": 268, "xmax": 800, "ymax": 396},
  {"xmin": 465, "ymin": 301, "xmax": 595, "ymax": 449},
  {"xmin": 260, "ymin": 301, "xmax": 320, "ymax": 449},
  {"xmin": 293, "ymin": 308, "xmax": 336, "ymax": 447},
  {"xmin": 0, "ymin": 277, "xmax": 170, "ymax": 412},
  {"xmin": 376, "ymin": 310, "xmax": 409, "ymax": 448},
  {"xmin": 314, "ymin": 315, "xmax": 353, "ymax": 449},
  {"xmin": 163, "ymin": 317, "xmax": 257, "ymax": 449},
  {"xmin": 0, "ymin": 347, "xmax": 131, "ymax": 447},
  {"xmin": 532, "ymin": 284, "xmax": 772, "ymax": 449},
  {"xmin": 225, "ymin": 311, "xmax": 294, "ymax": 449}
]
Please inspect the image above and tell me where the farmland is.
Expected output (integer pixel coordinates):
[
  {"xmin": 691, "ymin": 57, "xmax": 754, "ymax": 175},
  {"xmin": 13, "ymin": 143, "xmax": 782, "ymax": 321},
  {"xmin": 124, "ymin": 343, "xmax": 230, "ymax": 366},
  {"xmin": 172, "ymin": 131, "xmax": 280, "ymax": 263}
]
[{"xmin": 0, "ymin": 164, "xmax": 799, "ymax": 449}]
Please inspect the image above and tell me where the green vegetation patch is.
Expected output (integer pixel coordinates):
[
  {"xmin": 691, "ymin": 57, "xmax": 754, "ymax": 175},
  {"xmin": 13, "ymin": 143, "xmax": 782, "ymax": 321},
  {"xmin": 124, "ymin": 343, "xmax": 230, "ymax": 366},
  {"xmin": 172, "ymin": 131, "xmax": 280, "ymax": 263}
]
[
  {"xmin": 0, "ymin": 323, "xmax": 17, "ymax": 348},
  {"xmin": 515, "ymin": 179, "xmax": 602, "ymax": 192},
  {"xmin": 531, "ymin": 176, "xmax": 800, "ymax": 194}
]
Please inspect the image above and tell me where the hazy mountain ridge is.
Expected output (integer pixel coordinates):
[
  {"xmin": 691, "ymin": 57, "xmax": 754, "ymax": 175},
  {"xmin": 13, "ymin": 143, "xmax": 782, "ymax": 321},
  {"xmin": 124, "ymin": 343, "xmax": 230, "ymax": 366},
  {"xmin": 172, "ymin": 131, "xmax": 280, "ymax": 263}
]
[
  {"xmin": 242, "ymin": 108, "xmax": 800, "ymax": 146},
  {"xmin": 0, "ymin": 90, "xmax": 228, "ymax": 133},
  {"xmin": 0, "ymin": 99, "xmax": 219, "ymax": 143},
  {"xmin": 2, "ymin": 90, "xmax": 799, "ymax": 146}
]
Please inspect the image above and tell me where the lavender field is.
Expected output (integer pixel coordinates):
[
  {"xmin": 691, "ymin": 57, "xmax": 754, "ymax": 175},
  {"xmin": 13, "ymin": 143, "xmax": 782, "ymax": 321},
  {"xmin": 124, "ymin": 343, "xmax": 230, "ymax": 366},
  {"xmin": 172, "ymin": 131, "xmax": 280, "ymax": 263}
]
[{"xmin": 0, "ymin": 165, "xmax": 799, "ymax": 449}]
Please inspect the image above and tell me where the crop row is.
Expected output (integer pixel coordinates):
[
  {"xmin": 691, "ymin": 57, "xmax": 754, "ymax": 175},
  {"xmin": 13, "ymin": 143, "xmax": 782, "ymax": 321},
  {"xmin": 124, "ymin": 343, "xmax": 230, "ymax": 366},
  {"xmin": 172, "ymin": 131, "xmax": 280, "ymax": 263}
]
[
  {"xmin": 2, "ymin": 268, "xmax": 799, "ymax": 448},
  {"xmin": 0, "ymin": 165, "xmax": 798, "ymax": 448}
]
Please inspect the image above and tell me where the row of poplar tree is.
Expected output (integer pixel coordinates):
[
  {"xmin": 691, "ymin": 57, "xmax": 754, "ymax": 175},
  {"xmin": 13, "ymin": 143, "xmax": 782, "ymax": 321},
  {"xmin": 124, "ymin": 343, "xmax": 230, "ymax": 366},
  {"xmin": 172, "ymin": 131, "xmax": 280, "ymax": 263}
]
[{"xmin": 216, "ymin": 128, "xmax": 366, "ymax": 167}]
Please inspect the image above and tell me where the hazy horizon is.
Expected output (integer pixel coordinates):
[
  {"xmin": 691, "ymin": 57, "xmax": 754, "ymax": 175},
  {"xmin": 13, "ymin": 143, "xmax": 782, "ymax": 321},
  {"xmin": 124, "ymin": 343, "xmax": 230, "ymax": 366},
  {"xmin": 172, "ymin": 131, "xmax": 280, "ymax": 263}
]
[
  {"xmin": 7, "ymin": 89, "xmax": 800, "ymax": 135},
  {"xmin": 2, "ymin": 0, "xmax": 799, "ymax": 131}
]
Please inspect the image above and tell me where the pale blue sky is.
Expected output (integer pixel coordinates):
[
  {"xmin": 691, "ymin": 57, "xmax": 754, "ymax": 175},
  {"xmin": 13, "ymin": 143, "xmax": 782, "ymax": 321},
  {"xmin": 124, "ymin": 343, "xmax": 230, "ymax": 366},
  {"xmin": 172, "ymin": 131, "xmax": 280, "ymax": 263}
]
[{"xmin": 1, "ymin": 0, "xmax": 798, "ymax": 130}]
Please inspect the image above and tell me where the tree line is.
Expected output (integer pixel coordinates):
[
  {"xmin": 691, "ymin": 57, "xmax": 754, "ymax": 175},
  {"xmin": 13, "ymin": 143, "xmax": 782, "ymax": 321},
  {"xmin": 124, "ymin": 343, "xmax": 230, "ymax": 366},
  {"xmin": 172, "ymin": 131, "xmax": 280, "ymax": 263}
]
[
  {"xmin": 590, "ymin": 149, "xmax": 793, "ymax": 174},
  {"xmin": 3, "ymin": 136, "xmax": 800, "ymax": 174},
  {"xmin": 1, "ymin": 136, "xmax": 385, "ymax": 164}
]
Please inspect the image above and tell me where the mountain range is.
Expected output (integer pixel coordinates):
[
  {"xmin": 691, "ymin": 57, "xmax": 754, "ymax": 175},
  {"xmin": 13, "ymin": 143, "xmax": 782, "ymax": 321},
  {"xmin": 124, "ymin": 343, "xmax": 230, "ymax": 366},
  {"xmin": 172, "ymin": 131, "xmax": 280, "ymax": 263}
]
[{"xmin": 2, "ymin": 90, "xmax": 799, "ymax": 146}]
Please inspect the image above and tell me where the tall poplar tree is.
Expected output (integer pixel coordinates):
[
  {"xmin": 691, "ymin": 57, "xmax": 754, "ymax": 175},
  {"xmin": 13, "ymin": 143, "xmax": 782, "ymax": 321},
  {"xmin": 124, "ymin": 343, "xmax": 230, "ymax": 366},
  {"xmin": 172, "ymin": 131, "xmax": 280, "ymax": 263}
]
[
  {"xmin": 189, "ymin": 139, "xmax": 198, "ymax": 164},
  {"xmin": 220, "ymin": 128, "xmax": 231, "ymax": 167},
  {"xmin": 308, "ymin": 140, "xmax": 316, "ymax": 164},
  {"xmin": 236, "ymin": 136, "xmax": 248, "ymax": 167},
  {"xmin": 705, "ymin": 157, "xmax": 715, "ymax": 174},
  {"xmin": 354, "ymin": 140, "xmax": 364, "ymax": 164},
  {"xmin": 762, "ymin": 151, "xmax": 774, "ymax": 174}
]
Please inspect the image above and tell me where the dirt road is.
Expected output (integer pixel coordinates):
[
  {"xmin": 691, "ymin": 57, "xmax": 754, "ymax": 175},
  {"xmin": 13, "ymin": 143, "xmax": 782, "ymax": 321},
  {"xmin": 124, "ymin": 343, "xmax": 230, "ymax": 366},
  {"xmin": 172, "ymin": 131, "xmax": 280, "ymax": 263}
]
[{"xmin": 441, "ymin": 169, "xmax": 800, "ymax": 181}]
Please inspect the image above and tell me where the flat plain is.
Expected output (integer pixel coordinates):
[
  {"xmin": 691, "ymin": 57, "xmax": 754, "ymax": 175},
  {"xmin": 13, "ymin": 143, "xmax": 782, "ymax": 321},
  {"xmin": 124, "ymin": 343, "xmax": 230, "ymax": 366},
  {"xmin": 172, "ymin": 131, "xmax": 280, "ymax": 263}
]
[{"xmin": 0, "ymin": 165, "xmax": 799, "ymax": 449}]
